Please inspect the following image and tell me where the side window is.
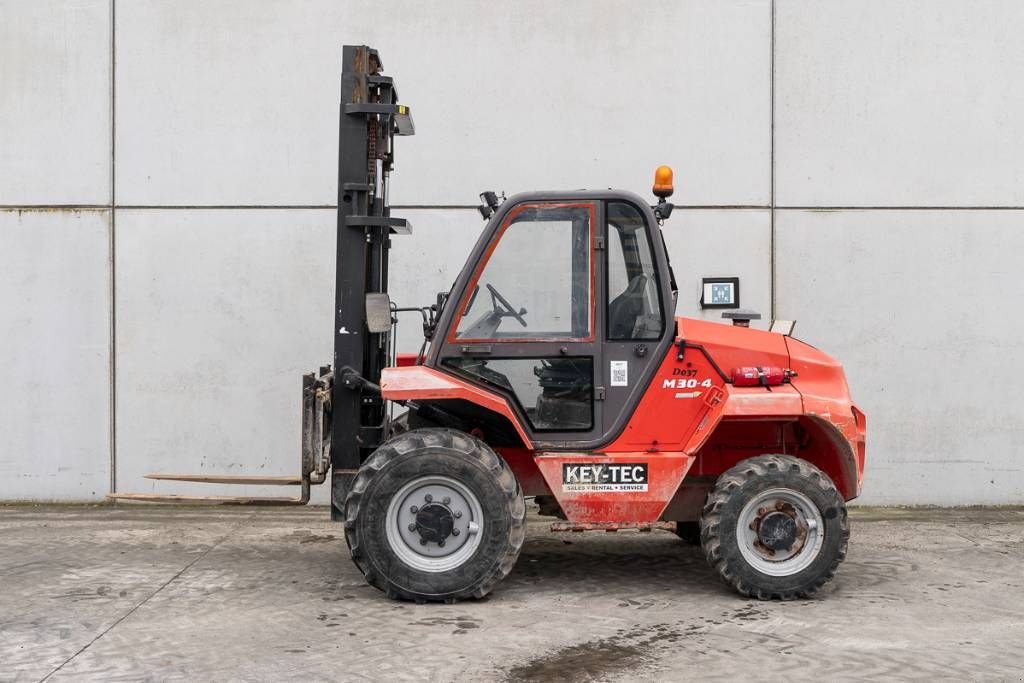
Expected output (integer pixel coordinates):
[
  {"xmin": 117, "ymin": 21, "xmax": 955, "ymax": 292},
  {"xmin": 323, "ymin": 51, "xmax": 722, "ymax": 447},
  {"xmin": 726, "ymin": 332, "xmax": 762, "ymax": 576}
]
[
  {"xmin": 444, "ymin": 357, "xmax": 593, "ymax": 430},
  {"xmin": 455, "ymin": 203, "xmax": 593, "ymax": 340},
  {"xmin": 606, "ymin": 202, "xmax": 664, "ymax": 340}
]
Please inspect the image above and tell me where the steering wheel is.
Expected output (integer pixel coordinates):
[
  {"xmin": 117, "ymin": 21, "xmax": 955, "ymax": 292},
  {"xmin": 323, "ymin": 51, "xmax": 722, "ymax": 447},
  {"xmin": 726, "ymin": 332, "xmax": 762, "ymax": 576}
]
[{"xmin": 486, "ymin": 284, "xmax": 528, "ymax": 327}]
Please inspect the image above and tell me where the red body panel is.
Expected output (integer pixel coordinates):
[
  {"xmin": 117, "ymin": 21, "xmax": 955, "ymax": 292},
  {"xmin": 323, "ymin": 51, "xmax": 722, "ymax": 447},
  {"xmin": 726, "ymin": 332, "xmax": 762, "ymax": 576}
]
[
  {"xmin": 723, "ymin": 385, "xmax": 804, "ymax": 417},
  {"xmin": 533, "ymin": 453, "xmax": 693, "ymax": 523},
  {"xmin": 380, "ymin": 316, "xmax": 866, "ymax": 523},
  {"xmin": 603, "ymin": 338, "xmax": 727, "ymax": 453},
  {"xmin": 380, "ymin": 365, "xmax": 531, "ymax": 446},
  {"xmin": 395, "ymin": 353, "xmax": 420, "ymax": 367}
]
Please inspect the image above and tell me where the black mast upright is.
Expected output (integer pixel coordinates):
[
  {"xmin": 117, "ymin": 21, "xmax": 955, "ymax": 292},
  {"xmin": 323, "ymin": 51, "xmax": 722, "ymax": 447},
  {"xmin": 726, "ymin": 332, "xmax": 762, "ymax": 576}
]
[{"xmin": 331, "ymin": 45, "xmax": 414, "ymax": 518}]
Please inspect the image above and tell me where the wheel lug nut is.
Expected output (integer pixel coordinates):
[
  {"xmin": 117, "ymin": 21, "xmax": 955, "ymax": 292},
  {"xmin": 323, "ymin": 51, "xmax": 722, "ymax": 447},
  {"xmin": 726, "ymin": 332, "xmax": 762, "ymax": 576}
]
[
  {"xmin": 451, "ymin": 529, "xmax": 460, "ymax": 537},
  {"xmin": 410, "ymin": 505, "xmax": 418, "ymax": 514},
  {"xmin": 419, "ymin": 538, "xmax": 427, "ymax": 546},
  {"xmin": 438, "ymin": 540, "xmax": 445, "ymax": 548},
  {"xmin": 443, "ymin": 496, "xmax": 451, "ymax": 505},
  {"xmin": 408, "ymin": 523, "xmax": 417, "ymax": 532},
  {"xmin": 425, "ymin": 494, "xmax": 433, "ymax": 503},
  {"xmin": 454, "ymin": 511, "xmax": 462, "ymax": 519}
]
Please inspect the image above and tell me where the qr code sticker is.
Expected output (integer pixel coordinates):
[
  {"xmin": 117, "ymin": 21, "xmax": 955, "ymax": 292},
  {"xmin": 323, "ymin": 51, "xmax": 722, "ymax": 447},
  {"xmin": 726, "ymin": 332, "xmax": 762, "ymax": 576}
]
[{"xmin": 610, "ymin": 360, "xmax": 628, "ymax": 387}]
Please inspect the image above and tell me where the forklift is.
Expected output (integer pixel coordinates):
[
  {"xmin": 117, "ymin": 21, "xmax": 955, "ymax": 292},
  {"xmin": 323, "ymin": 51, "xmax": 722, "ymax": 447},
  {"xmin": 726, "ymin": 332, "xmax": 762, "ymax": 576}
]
[{"xmin": 119, "ymin": 46, "xmax": 866, "ymax": 602}]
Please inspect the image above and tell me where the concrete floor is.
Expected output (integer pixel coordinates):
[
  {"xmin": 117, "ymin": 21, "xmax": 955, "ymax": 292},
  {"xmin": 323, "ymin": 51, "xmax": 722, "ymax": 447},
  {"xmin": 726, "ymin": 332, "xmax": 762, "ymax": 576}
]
[{"xmin": 1, "ymin": 506, "xmax": 1023, "ymax": 682}]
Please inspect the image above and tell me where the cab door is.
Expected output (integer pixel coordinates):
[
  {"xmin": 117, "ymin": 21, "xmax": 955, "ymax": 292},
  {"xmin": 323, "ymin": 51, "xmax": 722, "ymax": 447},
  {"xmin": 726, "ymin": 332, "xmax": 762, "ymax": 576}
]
[
  {"xmin": 601, "ymin": 200, "xmax": 668, "ymax": 437},
  {"xmin": 437, "ymin": 201, "xmax": 604, "ymax": 444}
]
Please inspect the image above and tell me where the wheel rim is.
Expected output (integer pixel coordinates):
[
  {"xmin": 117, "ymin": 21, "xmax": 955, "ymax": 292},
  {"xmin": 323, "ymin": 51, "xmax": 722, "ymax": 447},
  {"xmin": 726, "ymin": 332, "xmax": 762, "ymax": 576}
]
[
  {"xmin": 736, "ymin": 487, "xmax": 825, "ymax": 577},
  {"xmin": 385, "ymin": 475, "xmax": 484, "ymax": 573}
]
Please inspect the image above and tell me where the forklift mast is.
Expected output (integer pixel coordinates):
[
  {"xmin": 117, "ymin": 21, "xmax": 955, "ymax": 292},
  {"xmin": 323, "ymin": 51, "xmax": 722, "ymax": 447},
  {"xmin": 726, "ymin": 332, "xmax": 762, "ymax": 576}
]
[{"xmin": 325, "ymin": 45, "xmax": 414, "ymax": 517}]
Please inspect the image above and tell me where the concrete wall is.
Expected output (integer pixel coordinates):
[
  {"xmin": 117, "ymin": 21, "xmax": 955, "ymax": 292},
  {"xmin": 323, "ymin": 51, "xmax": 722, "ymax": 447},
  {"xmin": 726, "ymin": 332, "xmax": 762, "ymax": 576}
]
[
  {"xmin": 1, "ymin": 0, "xmax": 112, "ymax": 500},
  {"xmin": 1, "ymin": 0, "xmax": 1021, "ymax": 504}
]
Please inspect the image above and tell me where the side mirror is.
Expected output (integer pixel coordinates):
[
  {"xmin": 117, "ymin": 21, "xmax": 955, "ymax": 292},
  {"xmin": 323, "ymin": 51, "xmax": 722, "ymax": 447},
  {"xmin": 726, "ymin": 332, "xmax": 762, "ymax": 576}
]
[
  {"xmin": 365, "ymin": 293, "xmax": 394, "ymax": 333},
  {"xmin": 477, "ymin": 190, "xmax": 501, "ymax": 220}
]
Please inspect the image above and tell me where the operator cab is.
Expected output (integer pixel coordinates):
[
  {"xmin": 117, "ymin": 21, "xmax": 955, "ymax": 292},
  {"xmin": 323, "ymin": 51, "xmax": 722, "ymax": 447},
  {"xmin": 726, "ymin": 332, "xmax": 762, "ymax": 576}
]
[{"xmin": 427, "ymin": 184, "xmax": 678, "ymax": 448}]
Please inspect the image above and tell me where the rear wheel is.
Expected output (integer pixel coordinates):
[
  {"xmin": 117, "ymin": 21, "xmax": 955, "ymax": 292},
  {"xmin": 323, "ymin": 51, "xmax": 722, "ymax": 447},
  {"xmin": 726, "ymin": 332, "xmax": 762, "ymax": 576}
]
[
  {"xmin": 701, "ymin": 454, "xmax": 849, "ymax": 600},
  {"xmin": 344, "ymin": 428, "xmax": 525, "ymax": 602}
]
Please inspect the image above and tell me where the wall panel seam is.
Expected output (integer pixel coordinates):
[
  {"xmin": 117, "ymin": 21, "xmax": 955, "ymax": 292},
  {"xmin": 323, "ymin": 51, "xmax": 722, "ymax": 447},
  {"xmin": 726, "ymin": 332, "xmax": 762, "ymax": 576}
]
[
  {"xmin": 769, "ymin": 0, "xmax": 776, "ymax": 321},
  {"xmin": 7, "ymin": 204, "xmax": 1024, "ymax": 212},
  {"xmin": 109, "ymin": 0, "xmax": 117, "ymax": 496}
]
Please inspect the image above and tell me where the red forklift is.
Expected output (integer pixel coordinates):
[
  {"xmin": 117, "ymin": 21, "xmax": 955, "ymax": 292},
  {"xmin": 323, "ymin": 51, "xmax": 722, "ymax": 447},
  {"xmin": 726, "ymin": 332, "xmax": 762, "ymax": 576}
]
[{"xmin": 120, "ymin": 46, "xmax": 866, "ymax": 602}]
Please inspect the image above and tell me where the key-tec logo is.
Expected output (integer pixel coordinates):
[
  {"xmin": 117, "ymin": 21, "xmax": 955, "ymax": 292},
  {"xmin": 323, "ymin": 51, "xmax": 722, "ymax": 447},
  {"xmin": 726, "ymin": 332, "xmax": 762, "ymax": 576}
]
[{"xmin": 562, "ymin": 463, "xmax": 649, "ymax": 493}]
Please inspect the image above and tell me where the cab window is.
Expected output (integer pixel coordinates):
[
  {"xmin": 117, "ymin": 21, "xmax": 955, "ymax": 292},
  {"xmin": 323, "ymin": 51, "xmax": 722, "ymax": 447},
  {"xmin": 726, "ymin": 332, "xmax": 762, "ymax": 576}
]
[
  {"xmin": 454, "ymin": 203, "xmax": 593, "ymax": 340},
  {"xmin": 606, "ymin": 201, "xmax": 663, "ymax": 340}
]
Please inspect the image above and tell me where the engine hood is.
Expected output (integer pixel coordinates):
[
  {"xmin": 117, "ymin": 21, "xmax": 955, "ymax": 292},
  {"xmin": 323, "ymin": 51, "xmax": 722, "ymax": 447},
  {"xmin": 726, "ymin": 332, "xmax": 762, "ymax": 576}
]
[
  {"xmin": 677, "ymin": 317, "xmax": 790, "ymax": 372},
  {"xmin": 678, "ymin": 316, "xmax": 853, "ymax": 403}
]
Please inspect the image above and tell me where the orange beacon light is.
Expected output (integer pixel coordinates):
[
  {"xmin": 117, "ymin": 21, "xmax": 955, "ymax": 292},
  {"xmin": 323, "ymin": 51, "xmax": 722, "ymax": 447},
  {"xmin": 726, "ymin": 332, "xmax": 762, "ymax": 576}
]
[{"xmin": 653, "ymin": 165, "xmax": 674, "ymax": 198}]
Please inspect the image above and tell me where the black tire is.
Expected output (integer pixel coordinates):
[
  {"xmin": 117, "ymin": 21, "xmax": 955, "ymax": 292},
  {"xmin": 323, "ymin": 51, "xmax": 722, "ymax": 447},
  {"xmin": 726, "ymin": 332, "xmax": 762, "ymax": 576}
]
[
  {"xmin": 701, "ymin": 454, "xmax": 849, "ymax": 600},
  {"xmin": 673, "ymin": 521, "xmax": 702, "ymax": 545},
  {"xmin": 344, "ymin": 428, "xmax": 525, "ymax": 602}
]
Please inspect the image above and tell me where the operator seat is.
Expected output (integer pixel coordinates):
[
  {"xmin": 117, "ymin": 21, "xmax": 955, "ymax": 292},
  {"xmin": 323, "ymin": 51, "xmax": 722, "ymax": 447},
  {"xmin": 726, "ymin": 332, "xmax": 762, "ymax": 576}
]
[{"xmin": 608, "ymin": 275, "xmax": 647, "ymax": 338}]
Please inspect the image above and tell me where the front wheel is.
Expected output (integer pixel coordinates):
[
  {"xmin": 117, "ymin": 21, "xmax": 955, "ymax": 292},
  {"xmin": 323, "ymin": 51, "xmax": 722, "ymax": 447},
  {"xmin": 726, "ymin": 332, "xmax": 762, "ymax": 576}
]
[
  {"xmin": 344, "ymin": 428, "xmax": 525, "ymax": 602},
  {"xmin": 701, "ymin": 455, "xmax": 849, "ymax": 600}
]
